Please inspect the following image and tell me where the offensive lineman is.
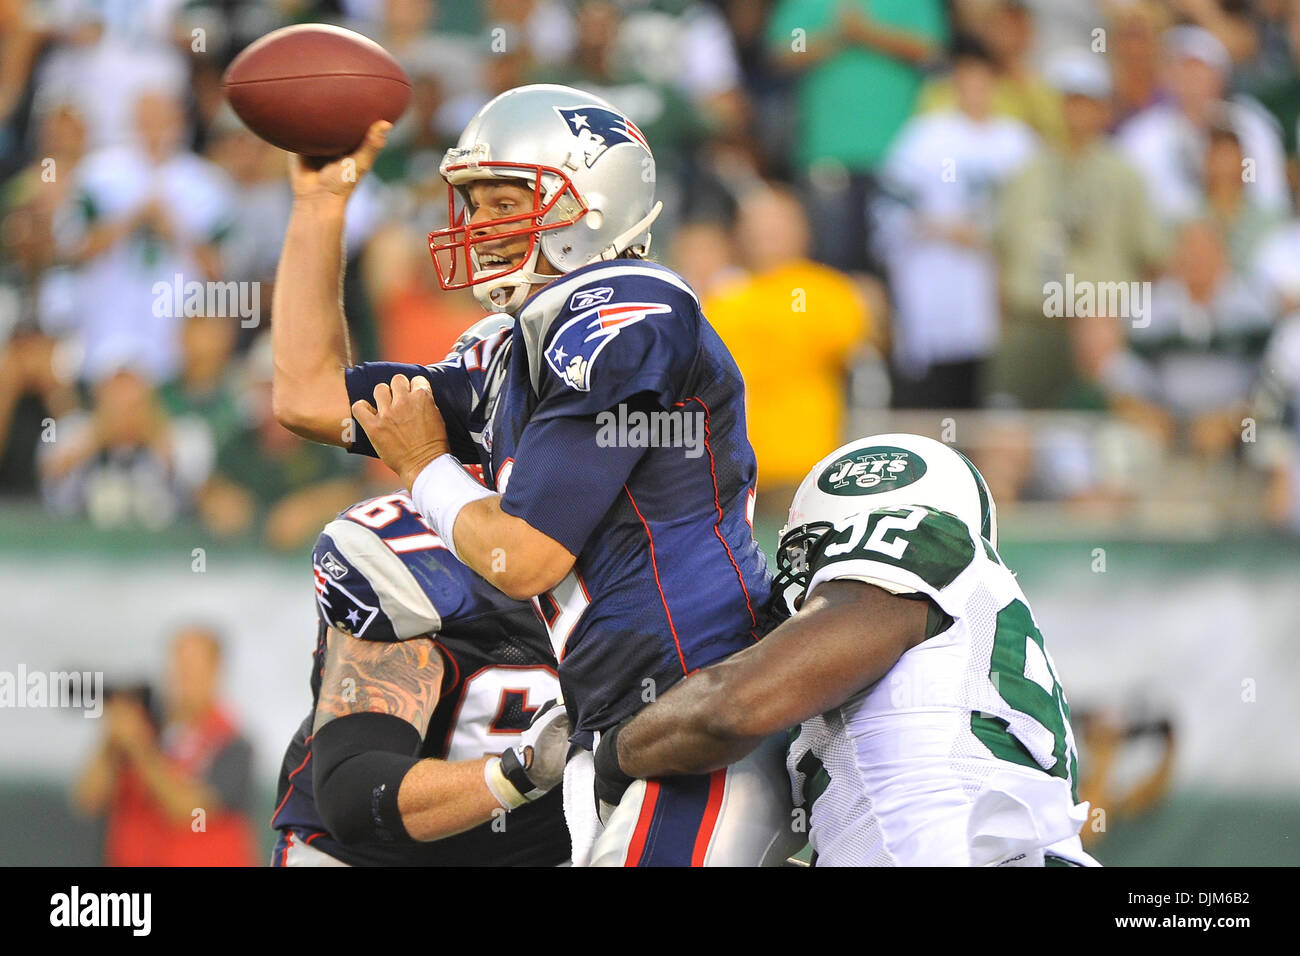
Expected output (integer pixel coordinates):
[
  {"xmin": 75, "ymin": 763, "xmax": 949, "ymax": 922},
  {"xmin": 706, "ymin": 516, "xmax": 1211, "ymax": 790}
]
[
  {"xmin": 591, "ymin": 434, "xmax": 1098, "ymax": 867},
  {"xmin": 272, "ymin": 85, "xmax": 797, "ymax": 865},
  {"xmin": 271, "ymin": 321, "xmax": 571, "ymax": 866}
]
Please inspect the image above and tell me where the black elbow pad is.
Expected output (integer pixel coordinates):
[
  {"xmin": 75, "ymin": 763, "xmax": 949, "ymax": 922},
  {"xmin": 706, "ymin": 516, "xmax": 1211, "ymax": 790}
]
[{"xmin": 312, "ymin": 712, "xmax": 422, "ymax": 845}]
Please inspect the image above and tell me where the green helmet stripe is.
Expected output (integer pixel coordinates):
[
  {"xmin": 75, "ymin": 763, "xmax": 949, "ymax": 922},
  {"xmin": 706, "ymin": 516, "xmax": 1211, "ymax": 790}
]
[{"xmin": 954, "ymin": 449, "xmax": 993, "ymax": 542}]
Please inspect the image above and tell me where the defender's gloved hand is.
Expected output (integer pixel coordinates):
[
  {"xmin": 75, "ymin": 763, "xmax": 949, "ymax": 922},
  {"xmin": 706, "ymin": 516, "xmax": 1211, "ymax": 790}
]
[
  {"xmin": 593, "ymin": 720, "xmax": 636, "ymax": 812},
  {"xmin": 484, "ymin": 698, "xmax": 571, "ymax": 809}
]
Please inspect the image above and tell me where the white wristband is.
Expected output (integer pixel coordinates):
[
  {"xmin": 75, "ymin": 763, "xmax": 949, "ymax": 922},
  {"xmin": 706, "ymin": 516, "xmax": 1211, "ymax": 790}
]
[
  {"xmin": 483, "ymin": 756, "xmax": 527, "ymax": 810},
  {"xmin": 410, "ymin": 455, "xmax": 494, "ymax": 560}
]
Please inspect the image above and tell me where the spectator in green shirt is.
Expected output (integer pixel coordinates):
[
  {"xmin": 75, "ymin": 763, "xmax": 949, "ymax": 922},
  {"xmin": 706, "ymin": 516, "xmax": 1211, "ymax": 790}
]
[{"xmin": 765, "ymin": 0, "xmax": 947, "ymax": 274}]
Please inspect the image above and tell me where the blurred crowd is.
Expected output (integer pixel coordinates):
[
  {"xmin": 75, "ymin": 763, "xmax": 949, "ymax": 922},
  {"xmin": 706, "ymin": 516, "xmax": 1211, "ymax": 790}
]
[{"xmin": 3, "ymin": 0, "xmax": 1300, "ymax": 540}]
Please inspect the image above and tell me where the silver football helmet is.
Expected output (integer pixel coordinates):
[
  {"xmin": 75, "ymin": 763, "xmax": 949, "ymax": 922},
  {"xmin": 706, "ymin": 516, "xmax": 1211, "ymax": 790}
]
[{"xmin": 428, "ymin": 84, "xmax": 663, "ymax": 313}]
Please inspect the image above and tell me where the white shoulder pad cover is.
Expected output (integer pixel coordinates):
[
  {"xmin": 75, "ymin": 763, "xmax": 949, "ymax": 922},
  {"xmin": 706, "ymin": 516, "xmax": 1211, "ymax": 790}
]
[{"xmin": 314, "ymin": 518, "xmax": 443, "ymax": 641}]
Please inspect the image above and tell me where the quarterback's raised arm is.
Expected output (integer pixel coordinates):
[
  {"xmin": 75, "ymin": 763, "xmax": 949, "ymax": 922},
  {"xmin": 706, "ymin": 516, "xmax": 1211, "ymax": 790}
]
[
  {"xmin": 595, "ymin": 580, "xmax": 928, "ymax": 787},
  {"xmin": 270, "ymin": 121, "xmax": 390, "ymax": 446}
]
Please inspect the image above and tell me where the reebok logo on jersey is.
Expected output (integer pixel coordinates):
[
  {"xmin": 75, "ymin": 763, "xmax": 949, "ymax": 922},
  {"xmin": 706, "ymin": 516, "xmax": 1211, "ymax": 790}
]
[
  {"xmin": 569, "ymin": 286, "xmax": 614, "ymax": 312},
  {"xmin": 555, "ymin": 106, "xmax": 650, "ymax": 167},
  {"xmin": 321, "ymin": 551, "xmax": 349, "ymax": 580},
  {"xmin": 546, "ymin": 301, "xmax": 671, "ymax": 391}
]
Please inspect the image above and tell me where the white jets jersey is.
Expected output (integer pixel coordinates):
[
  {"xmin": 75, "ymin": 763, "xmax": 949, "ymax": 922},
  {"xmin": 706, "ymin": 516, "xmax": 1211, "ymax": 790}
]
[{"xmin": 786, "ymin": 504, "xmax": 1096, "ymax": 867}]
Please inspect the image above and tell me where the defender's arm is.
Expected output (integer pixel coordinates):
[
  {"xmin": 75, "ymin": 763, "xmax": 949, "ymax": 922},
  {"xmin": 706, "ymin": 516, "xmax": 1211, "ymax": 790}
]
[{"xmin": 604, "ymin": 580, "xmax": 928, "ymax": 778}]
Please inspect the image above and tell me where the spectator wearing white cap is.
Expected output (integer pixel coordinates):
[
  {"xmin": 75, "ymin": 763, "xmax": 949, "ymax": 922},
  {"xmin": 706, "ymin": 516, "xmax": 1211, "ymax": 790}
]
[
  {"xmin": 992, "ymin": 49, "xmax": 1167, "ymax": 408},
  {"xmin": 1116, "ymin": 25, "xmax": 1291, "ymax": 225}
]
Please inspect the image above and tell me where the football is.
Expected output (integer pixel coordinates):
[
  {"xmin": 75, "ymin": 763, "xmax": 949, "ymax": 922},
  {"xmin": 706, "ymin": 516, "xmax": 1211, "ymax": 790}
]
[{"xmin": 222, "ymin": 23, "xmax": 411, "ymax": 157}]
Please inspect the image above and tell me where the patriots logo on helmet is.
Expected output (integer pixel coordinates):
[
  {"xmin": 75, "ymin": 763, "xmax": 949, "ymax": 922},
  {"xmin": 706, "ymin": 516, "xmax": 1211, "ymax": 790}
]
[
  {"xmin": 555, "ymin": 106, "xmax": 650, "ymax": 168},
  {"xmin": 546, "ymin": 301, "xmax": 672, "ymax": 391}
]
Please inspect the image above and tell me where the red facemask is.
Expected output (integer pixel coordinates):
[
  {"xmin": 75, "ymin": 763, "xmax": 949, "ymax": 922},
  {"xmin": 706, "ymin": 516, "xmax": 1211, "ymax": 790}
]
[{"xmin": 427, "ymin": 161, "xmax": 589, "ymax": 291}]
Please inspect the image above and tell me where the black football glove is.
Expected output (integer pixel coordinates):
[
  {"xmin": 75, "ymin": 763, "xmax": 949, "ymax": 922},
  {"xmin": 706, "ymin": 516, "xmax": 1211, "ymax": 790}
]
[{"xmin": 593, "ymin": 720, "xmax": 636, "ymax": 810}]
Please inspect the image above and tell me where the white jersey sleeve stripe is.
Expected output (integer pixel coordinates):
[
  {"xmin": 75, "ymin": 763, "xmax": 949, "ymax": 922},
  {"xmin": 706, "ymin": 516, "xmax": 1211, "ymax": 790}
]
[{"xmin": 807, "ymin": 558, "xmax": 943, "ymax": 608}]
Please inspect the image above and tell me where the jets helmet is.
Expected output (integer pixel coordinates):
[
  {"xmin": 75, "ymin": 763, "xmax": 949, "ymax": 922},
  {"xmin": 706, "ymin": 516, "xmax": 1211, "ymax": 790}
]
[
  {"xmin": 428, "ymin": 84, "xmax": 663, "ymax": 314},
  {"xmin": 773, "ymin": 434, "xmax": 998, "ymax": 609}
]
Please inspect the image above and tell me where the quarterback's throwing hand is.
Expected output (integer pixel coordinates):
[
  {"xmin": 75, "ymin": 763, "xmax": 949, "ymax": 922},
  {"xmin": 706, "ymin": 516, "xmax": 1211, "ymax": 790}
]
[
  {"xmin": 351, "ymin": 374, "xmax": 450, "ymax": 489},
  {"xmin": 484, "ymin": 699, "xmax": 571, "ymax": 809}
]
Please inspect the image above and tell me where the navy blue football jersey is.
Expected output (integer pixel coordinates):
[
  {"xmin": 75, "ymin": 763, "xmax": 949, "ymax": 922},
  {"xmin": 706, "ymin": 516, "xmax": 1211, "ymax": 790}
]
[
  {"xmin": 272, "ymin": 489, "xmax": 569, "ymax": 866},
  {"xmin": 344, "ymin": 261, "xmax": 778, "ymax": 739}
]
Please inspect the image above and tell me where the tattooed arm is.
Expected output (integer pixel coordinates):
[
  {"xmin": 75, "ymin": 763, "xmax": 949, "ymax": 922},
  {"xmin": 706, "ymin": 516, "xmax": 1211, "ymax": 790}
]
[
  {"xmin": 313, "ymin": 626, "xmax": 444, "ymax": 736},
  {"xmin": 312, "ymin": 627, "xmax": 499, "ymax": 842}
]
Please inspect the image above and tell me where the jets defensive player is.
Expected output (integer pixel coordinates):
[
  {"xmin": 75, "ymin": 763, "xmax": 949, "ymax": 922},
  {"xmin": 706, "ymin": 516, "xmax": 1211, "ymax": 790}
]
[
  {"xmin": 591, "ymin": 434, "xmax": 1098, "ymax": 866},
  {"xmin": 271, "ymin": 321, "xmax": 571, "ymax": 867},
  {"xmin": 273, "ymin": 85, "xmax": 795, "ymax": 865}
]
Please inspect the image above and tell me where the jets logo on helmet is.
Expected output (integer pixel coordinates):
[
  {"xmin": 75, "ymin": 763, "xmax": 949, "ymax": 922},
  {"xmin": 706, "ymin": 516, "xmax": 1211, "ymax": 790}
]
[
  {"xmin": 556, "ymin": 106, "xmax": 651, "ymax": 167},
  {"xmin": 773, "ymin": 434, "xmax": 998, "ymax": 611},
  {"xmin": 818, "ymin": 445, "xmax": 928, "ymax": 495}
]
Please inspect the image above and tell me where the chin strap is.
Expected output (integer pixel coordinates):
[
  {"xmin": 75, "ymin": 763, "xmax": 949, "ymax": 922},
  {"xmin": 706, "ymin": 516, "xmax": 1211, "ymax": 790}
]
[
  {"xmin": 596, "ymin": 201, "xmax": 663, "ymax": 261},
  {"xmin": 471, "ymin": 240, "xmax": 550, "ymax": 313}
]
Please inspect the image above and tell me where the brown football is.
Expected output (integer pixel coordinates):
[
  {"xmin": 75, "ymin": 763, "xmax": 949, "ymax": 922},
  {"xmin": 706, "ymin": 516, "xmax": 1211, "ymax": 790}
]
[{"xmin": 222, "ymin": 24, "xmax": 411, "ymax": 157}]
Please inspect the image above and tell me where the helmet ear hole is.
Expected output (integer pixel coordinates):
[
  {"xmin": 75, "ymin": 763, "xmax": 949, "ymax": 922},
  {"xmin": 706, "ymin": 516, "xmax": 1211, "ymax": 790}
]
[{"xmin": 585, "ymin": 209, "xmax": 603, "ymax": 230}]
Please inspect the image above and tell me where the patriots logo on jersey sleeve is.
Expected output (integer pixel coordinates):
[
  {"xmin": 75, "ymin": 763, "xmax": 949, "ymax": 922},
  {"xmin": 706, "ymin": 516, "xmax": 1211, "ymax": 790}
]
[
  {"xmin": 556, "ymin": 106, "xmax": 650, "ymax": 168},
  {"xmin": 545, "ymin": 301, "xmax": 672, "ymax": 391},
  {"xmin": 314, "ymin": 560, "xmax": 379, "ymax": 637}
]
